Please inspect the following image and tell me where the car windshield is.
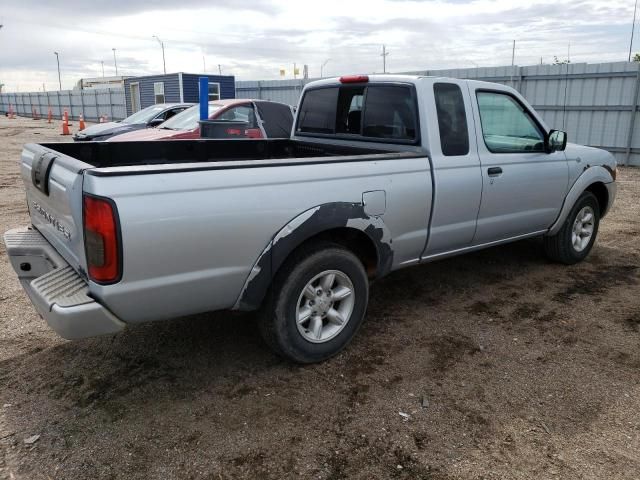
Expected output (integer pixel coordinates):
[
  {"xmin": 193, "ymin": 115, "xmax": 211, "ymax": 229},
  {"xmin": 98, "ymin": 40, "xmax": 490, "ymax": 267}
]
[
  {"xmin": 160, "ymin": 104, "xmax": 224, "ymax": 130},
  {"xmin": 121, "ymin": 105, "xmax": 167, "ymax": 124}
]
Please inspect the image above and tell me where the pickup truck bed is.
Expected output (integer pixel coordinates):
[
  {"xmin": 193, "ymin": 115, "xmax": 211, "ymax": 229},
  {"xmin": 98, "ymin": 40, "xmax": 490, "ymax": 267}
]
[{"xmin": 39, "ymin": 138, "xmax": 406, "ymax": 168}]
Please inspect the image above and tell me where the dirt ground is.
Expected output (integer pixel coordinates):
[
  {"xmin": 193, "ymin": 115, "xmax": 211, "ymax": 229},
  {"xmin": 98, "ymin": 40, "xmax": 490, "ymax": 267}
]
[{"xmin": 0, "ymin": 115, "xmax": 638, "ymax": 480}]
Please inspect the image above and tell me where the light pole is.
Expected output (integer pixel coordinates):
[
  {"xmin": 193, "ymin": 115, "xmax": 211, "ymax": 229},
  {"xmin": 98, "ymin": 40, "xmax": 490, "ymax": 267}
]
[
  {"xmin": 630, "ymin": 0, "xmax": 639, "ymax": 61},
  {"xmin": 101, "ymin": 60, "xmax": 105, "ymax": 78},
  {"xmin": 112, "ymin": 48, "xmax": 118, "ymax": 76},
  {"xmin": 53, "ymin": 51, "xmax": 62, "ymax": 90},
  {"xmin": 152, "ymin": 35, "xmax": 166, "ymax": 74},
  {"xmin": 320, "ymin": 58, "xmax": 330, "ymax": 77}
]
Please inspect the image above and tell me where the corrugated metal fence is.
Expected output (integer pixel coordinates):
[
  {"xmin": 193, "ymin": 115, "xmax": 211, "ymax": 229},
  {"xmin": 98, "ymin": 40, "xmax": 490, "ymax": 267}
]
[
  {"xmin": 0, "ymin": 88, "xmax": 126, "ymax": 122},
  {"xmin": 236, "ymin": 62, "xmax": 640, "ymax": 166},
  {"xmin": 1, "ymin": 62, "xmax": 639, "ymax": 165}
]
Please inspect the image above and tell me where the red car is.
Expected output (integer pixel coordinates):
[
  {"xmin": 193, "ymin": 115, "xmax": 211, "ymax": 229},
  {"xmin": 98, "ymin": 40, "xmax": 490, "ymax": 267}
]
[{"xmin": 108, "ymin": 99, "xmax": 294, "ymax": 141}]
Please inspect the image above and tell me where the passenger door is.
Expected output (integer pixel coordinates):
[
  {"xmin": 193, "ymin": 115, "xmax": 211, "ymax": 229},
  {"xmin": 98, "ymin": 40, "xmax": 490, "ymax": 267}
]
[
  {"xmin": 470, "ymin": 88, "xmax": 568, "ymax": 245},
  {"xmin": 422, "ymin": 81, "xmax": 483, "ymax": 257}
]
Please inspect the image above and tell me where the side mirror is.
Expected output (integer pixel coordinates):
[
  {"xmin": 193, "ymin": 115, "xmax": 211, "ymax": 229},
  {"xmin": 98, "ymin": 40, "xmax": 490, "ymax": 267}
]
[
  {"xmin": 546, "ymin": 130, "xmax": 567, "ymax": 153},
  {"xmin": 148, "ymin": 118, "xmax": 164, "ymax": 127}
]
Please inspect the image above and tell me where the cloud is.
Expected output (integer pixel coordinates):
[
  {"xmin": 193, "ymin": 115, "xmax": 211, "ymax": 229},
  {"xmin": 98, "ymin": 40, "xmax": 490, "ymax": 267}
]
[{"xmin": 0, "ymin": 0, "xmax": 636, "ymax": 92}]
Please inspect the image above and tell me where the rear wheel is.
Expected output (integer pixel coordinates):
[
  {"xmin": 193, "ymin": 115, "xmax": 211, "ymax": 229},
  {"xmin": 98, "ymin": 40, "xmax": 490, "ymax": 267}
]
[
  {"xmin": 259, "ymin": 242, "xmax": 369, "ymax": 363},
  {"xmin": 544, "ymin": 191, "xmax": 600, "ymax": 265}
]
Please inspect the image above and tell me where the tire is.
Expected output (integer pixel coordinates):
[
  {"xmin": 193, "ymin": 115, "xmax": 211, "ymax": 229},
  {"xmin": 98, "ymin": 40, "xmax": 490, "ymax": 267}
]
[
  {"xmin": 258, "ymin": 242, "xmax": 369, "ymax": 363},
  {"xmin": 544, "ymin": 191, "xmax": 600, "ymax": 265}
]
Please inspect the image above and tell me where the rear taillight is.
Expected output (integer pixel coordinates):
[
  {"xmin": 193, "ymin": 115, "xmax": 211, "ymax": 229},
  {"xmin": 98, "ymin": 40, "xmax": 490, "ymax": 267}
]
[{"xmin": 83, "ymin": 194, "xmax": 121, "ymax": 284}]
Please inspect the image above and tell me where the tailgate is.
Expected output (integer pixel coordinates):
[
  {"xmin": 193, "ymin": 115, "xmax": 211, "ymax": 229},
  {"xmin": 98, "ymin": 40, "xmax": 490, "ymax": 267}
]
[{"xmin": 21, "ymin": 143, "xmax": 92, "ymax": 274}]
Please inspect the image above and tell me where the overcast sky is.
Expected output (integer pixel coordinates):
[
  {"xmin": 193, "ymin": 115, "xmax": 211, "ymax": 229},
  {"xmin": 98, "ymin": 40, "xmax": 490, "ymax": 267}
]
[{"xmin": 0, "ymin": 0, "xmax": 637, "ymax": 91}]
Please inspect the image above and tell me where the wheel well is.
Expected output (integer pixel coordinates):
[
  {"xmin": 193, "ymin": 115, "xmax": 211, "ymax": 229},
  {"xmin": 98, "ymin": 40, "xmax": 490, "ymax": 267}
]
[
  {"xmin": 287, "ymin": 227, "xmax": 379, "ymax": 279},
  {"xmin": 586, "ymin": 182, "xmax": 608, "ymax": 216}
]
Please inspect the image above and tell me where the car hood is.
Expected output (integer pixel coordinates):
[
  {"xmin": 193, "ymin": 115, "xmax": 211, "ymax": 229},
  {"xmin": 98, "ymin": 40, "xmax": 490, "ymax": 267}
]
[
  {"xmin": 106, "ymin": 128, "xmax": 184, "ymax": 142},
  {"xmin": 565, "ymin": 143, "xmax": 616, "ymax": 169},
  {"xmin": 75, "ymin": 122, "xmax": 143, "ymax": 139}
]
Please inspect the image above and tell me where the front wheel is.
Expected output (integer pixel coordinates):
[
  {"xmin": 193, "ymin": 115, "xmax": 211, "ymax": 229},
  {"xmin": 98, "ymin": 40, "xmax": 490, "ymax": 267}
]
[
  {"xmin": 544, "ymin": 191, "xmax": 600, "ymax": 265},
  {"xmin": 258, "ymin": 242, "xmax": 369, "ymax": 363}
]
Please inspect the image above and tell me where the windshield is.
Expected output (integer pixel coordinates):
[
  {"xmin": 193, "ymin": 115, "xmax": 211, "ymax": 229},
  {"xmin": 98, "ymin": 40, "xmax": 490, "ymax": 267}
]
[
  {"xmin": 160, "ymin": 104, "xmax": 223, "ymax": 130},
  {"xmin": 122, "ymin": 105, "xmax": 167, "ymax": 124}
]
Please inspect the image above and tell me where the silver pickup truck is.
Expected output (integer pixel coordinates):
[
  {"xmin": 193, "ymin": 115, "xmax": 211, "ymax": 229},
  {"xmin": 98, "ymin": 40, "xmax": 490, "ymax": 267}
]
[{"xmin": 4, "ymin": 75, "xmax": 617, "ymax": 363}]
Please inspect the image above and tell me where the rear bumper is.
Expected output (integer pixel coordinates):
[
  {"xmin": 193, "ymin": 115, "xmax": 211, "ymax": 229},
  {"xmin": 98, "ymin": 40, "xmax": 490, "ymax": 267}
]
[{"xmin": 3, "ymin": 227, "xmax": 126, "ymax": 339}]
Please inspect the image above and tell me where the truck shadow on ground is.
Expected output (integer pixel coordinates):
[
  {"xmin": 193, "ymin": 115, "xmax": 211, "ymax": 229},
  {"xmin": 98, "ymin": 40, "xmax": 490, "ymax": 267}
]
[{"xmin": 2, "ymin": 237, "xmax": 639, "ymax": 479}]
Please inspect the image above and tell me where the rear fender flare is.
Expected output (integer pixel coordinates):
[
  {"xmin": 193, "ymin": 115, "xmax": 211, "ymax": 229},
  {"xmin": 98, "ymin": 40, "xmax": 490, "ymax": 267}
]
[{"xmin": 233, "ymin": 202, "xmax": 393, "ymax": 311}]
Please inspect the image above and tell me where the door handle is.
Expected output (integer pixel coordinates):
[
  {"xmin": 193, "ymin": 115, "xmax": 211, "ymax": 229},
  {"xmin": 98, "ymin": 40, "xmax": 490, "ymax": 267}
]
[{"xmin": 487, "ymin": 167, "xmax": 503, "ymax": 177}]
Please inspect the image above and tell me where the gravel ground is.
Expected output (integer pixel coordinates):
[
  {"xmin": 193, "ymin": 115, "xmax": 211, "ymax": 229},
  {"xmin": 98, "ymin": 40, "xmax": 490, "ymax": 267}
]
[{"xmin": 0, "ymin": 115, "xmax": 639, "ymax": 480}]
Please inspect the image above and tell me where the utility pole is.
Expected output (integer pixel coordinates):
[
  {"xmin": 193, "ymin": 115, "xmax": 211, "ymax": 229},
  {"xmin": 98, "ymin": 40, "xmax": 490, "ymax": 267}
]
[
  {"xmin": 321, "ymin": 58, "xmax": 330, "ymax": 77},
  {"xmin": 381, "ymin": 45, "xmax": 389, "ymax": 73},
  {"xmin": 152, "ymin": 35, "xmax": 166, "ymax": 74},
  {"xmin": 630, "ymin": 0, "xmax": 639, "ymax": 61},
  {"xmin": 54, "ymin": 51, "xmax": 62, "ymax": 90},
  {"xmin": 112, "ymin": 48, "xmax": 119, "ymax": 76},
  {"xmin": 101, "ymin": 60, "xmax": 105, "ymax": 78},
  {"xmin": 218, "ymin": 64, "xmax": 222, "ymax": 75},
  {"xmin": 202, "ymin": 55, "xmax": 206, "ymax": 72}
]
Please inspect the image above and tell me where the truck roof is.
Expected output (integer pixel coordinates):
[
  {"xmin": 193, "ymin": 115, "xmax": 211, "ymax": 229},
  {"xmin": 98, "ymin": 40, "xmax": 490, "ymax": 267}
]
[{"xmin": 305, "ymin": 74, "xmax": 514, "ymax": 90}]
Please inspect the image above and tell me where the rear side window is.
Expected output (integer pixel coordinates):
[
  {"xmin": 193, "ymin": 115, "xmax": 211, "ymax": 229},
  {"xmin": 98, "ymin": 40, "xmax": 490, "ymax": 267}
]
[
  {"xmin": 434, "ymin": 83, "xmax": 469, "ymax": 156},
  {"xmin": 362, "ymin": 86, "xmax": 416, "ymax": 140},
  {"xmin": 297, "ymin": 84, "xmax": 418, "ymax": 143},
  {"xmin": 297, "ymin": 87, "xmax": 338, "ymax": 134}
]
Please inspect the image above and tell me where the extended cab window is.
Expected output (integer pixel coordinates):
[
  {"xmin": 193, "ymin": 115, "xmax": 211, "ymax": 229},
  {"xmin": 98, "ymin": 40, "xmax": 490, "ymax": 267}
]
[
  {"xmin": 362, "ymin": 86, "xmax": 416, "ymax": 140},
  {"xmin": 477, "ymin": 91, "xmax": 544, "ymax": 153},
  {"xmin": 297, "ymin": 84, "xmax": 417, "ymax": 143},
  {"xmin": 434, "ymin": 83, "xmax": 469, "ymax": 156},
  {"xmin": 297, "ymin": 88, "xmax": 339, "ymax": 134}
]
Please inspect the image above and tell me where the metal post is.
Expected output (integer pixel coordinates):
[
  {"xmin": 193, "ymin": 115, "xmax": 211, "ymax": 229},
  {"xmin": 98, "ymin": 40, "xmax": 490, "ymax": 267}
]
[
  {"xmin": 630, "ymin": 0, "xmax": 638, "ymax": 62},
  {"xmin": 94, "ymin": 90, "xmax": 99, "ymax": 122},
  {"xmin": 153, "ymin": 36, "xmax": 166, "ymax": 74},
  {"xmin": 80, "ymin": 89, "xmax": 85, "ymax": 120},
  {"xmin": 112, "ymin": 48, "xmax": 118, "ymax": 76},
  {"xmin": 199, "ymin": 76, "xmax": 208, "ymax": 121},
  {"xmin": 68, "ymin": 90, "xmax": 73, "ymax": 119},
  {"xmin": 108, "ymin": 88, "xmax": 114, "ymax": 120},
  {"xmin": 381, "ymin": 45, "xmax": 389, "ymax": 73},
  {"xmin": 54, "ymin": 52, "xmax": 62, "ymax": 90},
  {"xmin": 625, "ymin": 62, "xmax": 640, "ymax": 165}
]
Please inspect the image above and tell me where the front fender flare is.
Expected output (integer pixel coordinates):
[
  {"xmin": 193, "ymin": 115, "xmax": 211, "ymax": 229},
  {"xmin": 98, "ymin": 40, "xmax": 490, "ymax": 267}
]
[
  {"xmin": 233, "ymin": 202, "xmax": 393, "ymax": 311},
  {"xmin": 547, "ymin": 166, "xmax": 614, "ymax": 236}
]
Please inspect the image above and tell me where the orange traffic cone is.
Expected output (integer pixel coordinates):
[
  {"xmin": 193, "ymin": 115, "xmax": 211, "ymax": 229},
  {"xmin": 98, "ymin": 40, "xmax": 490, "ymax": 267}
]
[
  {"xmin": 79, "ymin": 114, "xmax": 86, "ymax": 131},
  {"xmin": 61, "ymin": 110, "xmax": 70, "ymax": 135},
  {"xmin": 47, "ymin": 107, "xmax": 53, "ymax": 124}
]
